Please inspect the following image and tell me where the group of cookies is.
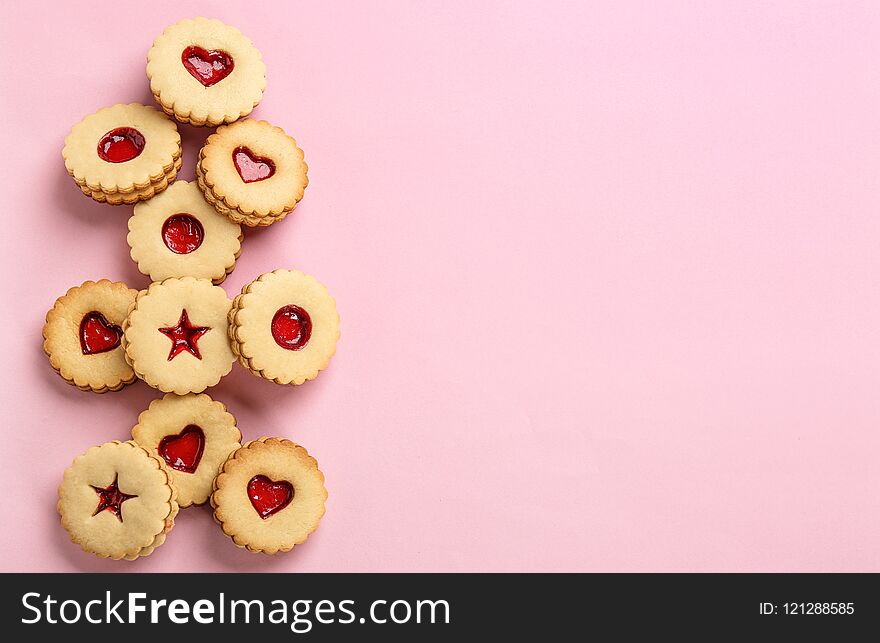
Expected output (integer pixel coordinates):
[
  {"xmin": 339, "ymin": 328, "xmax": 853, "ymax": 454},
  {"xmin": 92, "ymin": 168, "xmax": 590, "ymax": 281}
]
[{"xmin": 46, "ymin": 18, "xmax": 338, "ymax": 560}]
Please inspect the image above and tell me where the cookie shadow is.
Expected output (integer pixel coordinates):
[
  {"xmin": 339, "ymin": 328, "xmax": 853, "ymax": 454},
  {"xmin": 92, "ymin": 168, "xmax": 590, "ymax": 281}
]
[
  {"xmin": 233, "ymin": 199, "xmax": 310, "ymax": 262},
  {"xmin": 211, "ymin": 362, "xmax": 334, "ymax": 445},
  {"xmin": 53, "ymin": 161, "xmax": 115, "ymax": 225},
  {"xmin": 191, "ymin": 503, "xmax": 317, "ymax": 571},
  {"xmin": 50, "ymin": 161, "xmax": 149, "ymax": 287},
  {"xmin": 36, "ymin": 339, "xmax": 157, "ymax": 436},
  {"xmin": 177, "ymin": 125, "xmax": 212, "ymax": 183},
  {"xmin": 210, "ymin": 361, "xmax": 309, "ymax": 416}
]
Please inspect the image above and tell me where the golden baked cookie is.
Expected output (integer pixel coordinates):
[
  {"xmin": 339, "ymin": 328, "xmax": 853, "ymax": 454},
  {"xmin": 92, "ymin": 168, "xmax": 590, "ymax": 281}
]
[
  {"xmin": 79, "ymin": 156, "xmax": 182, "ymax": 205},
  {"xmin": 148, "ymin": 18, "xmax": 266, "ymax": 127},
  {"xmin": 229, "ymin": 270, "xmax": 340, "ymax": 385},
  {"xmin": 43, "ymin": 280, "xmax": 139, "ymax": 393},
  {"xmin": 196, "ymin": 119, "xmax": 308, "ymax": 226},
  {"xmin": 58, "ymin": 440, "xmax": 179, "ymax": 560},
  {"xmin": 211, "ymin": 437, "xmax": 327, "ymax": 554},
  {"xmin": 132, "ymin": 393, "xmax": 242, "ymax": 507},
  {"xmin": 128, "ymin": 181, "xmax": 242, "ymax": 284},
  {"xmin": 62, "ymin": 103, "xmax": 181, "ymax": 203},
  {"xmin": 123, "ymin": 277, "xmax": 235, "ymax": 394}
]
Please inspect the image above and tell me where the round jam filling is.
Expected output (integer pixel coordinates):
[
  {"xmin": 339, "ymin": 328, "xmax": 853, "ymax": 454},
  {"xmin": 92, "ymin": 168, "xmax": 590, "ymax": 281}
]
[
  {"xmin": 181, "ymin": 46, "xmax": 235, "ymax": 87},
  {"xmin": 97, "ymin": 127, "xmax": 145, "ymax": 163},
  {"xmin": 271, "ymin": 305, "xmax": 312, "ymax": 351},
  {"xmin": 161, "ymin": 214, "xmax": 205, "ymax": 254},
  {"xmin": 232, "ymin": 146, "xmax": 276, "ymax": 183},
  {"xmin": 158, "ymin": 425, "xmax": 205, "ymax": 473}
]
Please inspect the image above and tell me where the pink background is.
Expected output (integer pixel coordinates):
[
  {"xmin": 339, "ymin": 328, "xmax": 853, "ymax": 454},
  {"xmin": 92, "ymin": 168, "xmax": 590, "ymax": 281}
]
[{"xmin": 2, "ymin": 1, "xmax": 880, "ymax": 572}]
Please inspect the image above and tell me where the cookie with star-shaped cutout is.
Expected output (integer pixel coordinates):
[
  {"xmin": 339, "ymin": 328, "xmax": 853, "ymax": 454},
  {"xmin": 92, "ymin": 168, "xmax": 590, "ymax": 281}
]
[
  {"xmin": 58, "ymin": 440, "xmax": 179, "ymax": 560},
  {"xmin": 123, "ymin": 277, "xmax": 235, "ymax": 394},
  {"xmin": 132, "ymin": 393, "xmax": 242, "ymax": 507}
]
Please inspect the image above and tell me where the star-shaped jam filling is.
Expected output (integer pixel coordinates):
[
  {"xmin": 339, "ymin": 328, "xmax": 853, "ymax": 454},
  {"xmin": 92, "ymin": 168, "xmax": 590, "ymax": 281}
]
[
  {"xmin": 158, "ymin": 309, "xmax": 210, "ymax": 361},
  {"xmin": 91, "ymin": 475, "xmax": 137, "ymax": 522}
]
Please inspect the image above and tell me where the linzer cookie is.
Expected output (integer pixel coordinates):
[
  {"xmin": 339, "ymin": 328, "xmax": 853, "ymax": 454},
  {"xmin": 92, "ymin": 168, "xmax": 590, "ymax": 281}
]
[
  {"xmin": 196, "ymin": 119, "xmax": 308, "ymax": 227},
  {"xmin": 43, "ymin": 280, "xmax": 139, "ymax": 393},
  {"xmin": 229, "ymin": 270, "xmax": 339, "ymax": 385},
  {"xmin": 211, "ymin": 437, "xmax": 327, "ymax": 554},
  {"xmin": 132, "ymin": 393, "xmax": 242, "ymax": 507},
  {"xmin": 128, "ymin": 181, "xmax": 242, "ymax": 284},
  {"xmin": 148, "ymin": 18, "xmax": 266, "ymax": 127},
  {"xmin": 63, "ymin": 103, "xmax": 181, "ymax": 204},
  {"xmin": 58, "ymin": 440, "xmax": 179, "ymax": 560},
  {"xmin": 78, "ymin": 157, "xmax": 182, "ymax": 205},
  {"xmin": 123, "ymin": 277, "xmax": 235, "ymax": 394}
]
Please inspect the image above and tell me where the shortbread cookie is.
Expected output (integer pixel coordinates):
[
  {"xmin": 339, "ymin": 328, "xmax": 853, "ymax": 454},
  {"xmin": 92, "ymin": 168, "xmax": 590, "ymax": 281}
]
[
  {"xmin": 58, "ymin": 440, "xmax": 179, "ymax": 560},
  {"xmin": 79, "ymin": 156, "xmax": 182, "ymax": 205},
  {"xmin": 229, "ymin": 270, "xmax": 339, "ymax": 385},
  {"xmin": 78, "ymin": 155, "xmax": 183, "ymax": 194},
  {"xmin": 132, "ymin": 393, "xmax": 242, "ymax": 507},
  {"xmin": 123, "ymin": 277, "xmax": 235, "ymax": 394},
  {"xmin": 129, "ymin": 181, "xmax": 242, "ymax": 284},
  {"xmin": 211, "ymin": 437, "xmax": 327, "ymax": 554},
  {"xmin": 43, "ymin": 280, "xmax": 139, "ymax": 393},
  {"xmin": 148, "ymin": 18, "xmax": 266, "ymax": 127},
  {"xmin": 196, "ymin": 119, "xmax": 308, "ymax": 226},
  {"xmin": 63, "ymin": 103, "xmax": 181, "ymax": 203},
  {"xmin": 196, "ymin": 174, "xmax": 288, "ymax": 227}
]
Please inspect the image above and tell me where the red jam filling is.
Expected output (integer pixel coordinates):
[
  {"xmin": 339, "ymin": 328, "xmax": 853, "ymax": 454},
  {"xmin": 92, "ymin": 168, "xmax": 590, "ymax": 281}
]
[
  {"xmin": 158, "ymin": 425, "xmax": 205, "ymax": 473},
  {"xmin": 271, "ymin": 305, "xmax": 312, "ymax": 351},
  {"xmin": 247, "ymin": 475, "xmax": 294, "ymax": 519},
  {"xmin": 91, "ymin": 475, "xmax": 137, "ymax": 522},
  {"xmin": 232, "ymin": 146, "xmax": 276, "ymax": 183},
  {"xmin": 97, "ymin": 127, "xmax": 145, "ymax": 163},
  {"xmin": 158, "ymin": 309, "xmax": 210, "ymax": 361},
  {"xmin": 162, "ymin": 214, "xmax": 204, "ymax": 254},
  {"xmin": 79, "ymin": 311, "xmax": 122, "ymax": 355},
  {"xmin": 182, "ymin": 46, "xmax": 235, "ymax": 87}
]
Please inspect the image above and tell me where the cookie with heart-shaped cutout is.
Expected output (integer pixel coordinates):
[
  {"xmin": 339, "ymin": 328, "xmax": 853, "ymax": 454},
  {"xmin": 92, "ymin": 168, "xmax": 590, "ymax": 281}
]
[
  {"xmin": 148, "ymin": 18, "xmax": 266, "ymax": 127},
  {"xmin": 63, "ymin": 103, "xmax": 181, "ymax": 204},
  {"xmin": 211, "ymin": 437, "xmax": 327, "ymax": 554},
  {"xmin": 128, "ymin": 181, "xmax": 242, "ymax": 284},
  {"xmin": 196, "ymin": 119, "xmax": 308, "ymax": 226},
  {"xmin": 132, "ymin": 393, "xmax": 242, "ymax": 507},
  {"xmin": 229, "ymin": 270, "xmax": 340, "ymax": 385},
  {"xmin": 43, "ymin": 280, "xmax": 139, "ymax": 393},
  {"xmin": 58, "ymin": 440, "xmax": 179, "ymax": 560},
  {"xmin": 123, "ymin": 277, "xmax": 235, "ymax": 394}
]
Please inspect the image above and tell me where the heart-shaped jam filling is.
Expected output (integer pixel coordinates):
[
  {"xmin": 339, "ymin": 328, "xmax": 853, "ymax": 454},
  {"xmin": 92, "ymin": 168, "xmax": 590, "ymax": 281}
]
[
  {"xmin": 158, "ymin": 309, "xmax": 210, "ymax": 361},
  {"xmin": 158, "ymin": 425, "xmax": 205, "ymax": 473},
  {"xmin": 182, "ymin": 46, "xmax": 235, "ymax": 87},
  {"xmin": 247, "ymin": 475, "xmax": 294, "ymax": 519},
  {"xmin": 97, "ymin": 127, "xmax": 145, "ymax": 163},
  {"xmin": 162, "ymin": 214, "xmax": 204, "ymax": 254},
  {"xmin": 271, "ymin": 305, "xmax": 312, "ymax": 351},
  {"xmin": 233, "ymin": 146, "xmax": 276, "ymax": 183},
  {"xmin": 79, "ymin": 311, "xmax": 123, "ymax": 355}
]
